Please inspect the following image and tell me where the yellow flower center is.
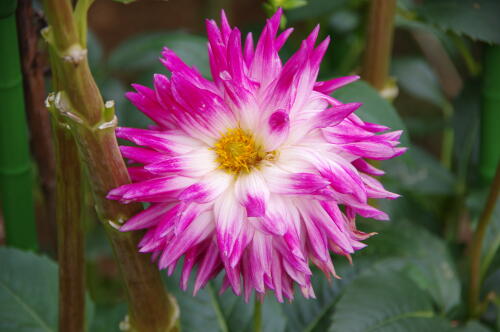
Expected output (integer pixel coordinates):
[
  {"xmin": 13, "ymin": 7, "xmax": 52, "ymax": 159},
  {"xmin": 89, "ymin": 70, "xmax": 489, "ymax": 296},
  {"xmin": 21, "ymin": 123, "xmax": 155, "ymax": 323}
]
[{"xmin": 212, "ymin": 128, "xmax": 264, "ymax": 174}]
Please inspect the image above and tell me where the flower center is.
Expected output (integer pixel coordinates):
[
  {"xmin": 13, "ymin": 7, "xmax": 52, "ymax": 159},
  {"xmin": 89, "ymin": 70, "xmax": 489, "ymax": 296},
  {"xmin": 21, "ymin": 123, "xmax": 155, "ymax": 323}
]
[{"xmin": 212, "ymin": 128, "xmax": 263, "ymax": 174}]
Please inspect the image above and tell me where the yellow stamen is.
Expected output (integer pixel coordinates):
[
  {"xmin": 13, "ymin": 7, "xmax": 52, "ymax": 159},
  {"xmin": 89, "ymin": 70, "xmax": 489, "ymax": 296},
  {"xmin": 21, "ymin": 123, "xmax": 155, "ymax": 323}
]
[{"xmin": 211, "ymin": 128, "xmax": 264, "ymax": 174}]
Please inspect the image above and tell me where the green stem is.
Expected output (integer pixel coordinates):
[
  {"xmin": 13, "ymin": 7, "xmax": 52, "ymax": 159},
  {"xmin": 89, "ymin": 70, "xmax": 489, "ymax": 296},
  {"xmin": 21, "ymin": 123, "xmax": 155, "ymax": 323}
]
[
  {"xmin": 41, "ymin": 0, "xmax": 178, "ymax": 330},
  {"xmin": 440, "ymin": 102, "xmax": 454, "ymax": 170},
  {"xmin": 208, "ymin": 282, "xmax": 229, "ymax": 332},
  {"xmin": 361, "ymin": 0, "xmax": 397, "ymax": 91},
  {"xmin": 253, "ymin": 297, "xmax": 262, "ymax": 332},
  {"xmin": 46, "ymin": 26, "xmax": 86, "ymax": 331},
  {"xmin": 51, "ymin": 105, "xmax": 86, "ymax": 332},
  {"xmin": 450, "ymin": 33, "xmax": 481, "ymax": 77},
  {"xmin": 468, "ymin": 163, "xmax": 500, "ymax": 318},
  {"xmin": 0, "ymin": 0, "xmax": 38, "ymax": 250}
]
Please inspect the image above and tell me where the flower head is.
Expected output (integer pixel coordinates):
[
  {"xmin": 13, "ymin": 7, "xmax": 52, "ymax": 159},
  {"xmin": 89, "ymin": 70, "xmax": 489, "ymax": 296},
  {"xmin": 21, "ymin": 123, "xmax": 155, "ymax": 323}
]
[{"xmin": 108, "ymin": 9, "xmax": 406, "ymax": 302}]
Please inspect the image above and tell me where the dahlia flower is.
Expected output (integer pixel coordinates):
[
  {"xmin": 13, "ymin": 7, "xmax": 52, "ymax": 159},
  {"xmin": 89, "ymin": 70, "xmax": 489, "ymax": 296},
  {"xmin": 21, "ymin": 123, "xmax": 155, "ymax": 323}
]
[{"xmin": 108, "ymin": 9, "xmax": 405, "ymax": 302}]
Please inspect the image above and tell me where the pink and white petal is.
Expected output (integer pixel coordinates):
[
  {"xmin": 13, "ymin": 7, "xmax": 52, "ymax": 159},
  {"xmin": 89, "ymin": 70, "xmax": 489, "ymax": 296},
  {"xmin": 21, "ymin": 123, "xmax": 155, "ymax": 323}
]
[
  {"xmin": 313, "ymin": 75, "xmax": 360, "ymax": 95},
  {"xmin": 125, "ymin": 85, "xmax": 173, "ymax": 128},
  {"xmin": 116, "ymin": 128, "xmax": 201, "ymax": 154},
  {"xmin": 260, "ymin": 110, "xmax": 290, "ymax": 151},
  {"xmin": 262, "ymin": 166, "xmax": 330, "ymax": 196},
  {"xmin": 243, "ymin": 32, "xmax": 254, "ymax": 67},
  {"xmin": 214, "ymin": 188, "xmax": 246, "ymax": 258},
  {"xmin": 249, "ymin": 10, "xmax": 283, "ymax": 89},
  {"xmin": 311, "ymin": 102, "xmax": 362, "ymax": 129},
  {"xmin": 340, "ymin": 141, "xmax": 407, "ymax": 160},
  {"xmin": 227, "ymin": 224, "xmax": 253, "ymax": 268},
  {"xmin": 107, "ymin": 176, "xmax": 195, "ymax": 203},
  {"xmin": 158, "ymin": 211, "xmax": 215, "ymax": 269},
  {"xmin": 170, "ymin": 73, "xmax": 235, "ymax": 136},
  {"xmin": 360, "ymin": 173, "xmax": 400, "ymax": 199},
  {"xmin": 259, "ymin": 195, "xmax": 291, "ymax": 236},
  {"xmin": 120, "ymin": 203, "xmax": 172, "ymax": 232},
  {"xmin": 120, "ymin": 146, "xmax": 165, "ymax": 164},
  {"xmin": 352, "ymin": 158, "xmax": 385, "ymax": 176},
  {"xmin": 175, "ymin": 202, "xmax": 211, "ymax": 234},
  {"xmin": 127, "ymin": 166, "xmax": 156, "ymax": 182},
  {"xmin": 160, "ymin": 48, "xmax": 217, "ymax": 92},
  {"xmin": 146, "ymin": 148, "xmax": 218, "ymax": 178},
  {"xmin": 234, "ymin": 171, "xmax": 270, "ymax": 217},
  {"xmin": 275, "ymin": 28, "xmax": 294, "ymax": 51},
  {"xmin": 178, "ymin": 170, "xmax": 232, "ymax": 203},
  {"xmin": 194, "ymin": 240, "xmax": 223, "ymax": 294},
  {"xmin": 279, "ymin": 148, "xmax": 366, "ymax": 202},
  {"xmin": 300, "ymin": 200, "xmax": 354, "ymax": 254},
  {"xmin": 180, "ymin": 242, "xmax": 207, "ymax": 290}
]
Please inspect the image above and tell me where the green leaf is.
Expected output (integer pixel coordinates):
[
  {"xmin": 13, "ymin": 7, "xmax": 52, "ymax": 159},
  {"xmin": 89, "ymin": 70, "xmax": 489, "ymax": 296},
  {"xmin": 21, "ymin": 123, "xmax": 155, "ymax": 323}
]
[
  {"xmin": 332, "ymin": 80, "xmax": 409, "ymax": 145},
  {"xmin": 107, "ymin": 31, "xmax": 210, "ymax": 78},
  {"xmin": 283, "ymin": 259, "xmax": 352, "ymax": 332},
  {"xmin": 457, "ymin": 321, "xmax": 493, "ymax": 332},
  {"xmin": 384, "ymin": 146, "xmax": 456, "ymax": 195},
  {"xmin": 391, "ymin": 56, "xmax": 446, "ymax": 107},
  {"xmin": 417, "ymin": 0, "xmax": 500, "ymax": 44},
  {"xmin": 0, "ymin": 247, "xmax": 58, "ymax": 332},
  {"xmin": 163, "ymin": 271, "xmax": 286, "ymax": 332},
  {"xmin": 356, "ymin": 221, "xmax": 461, "ymax": 313},
  {"xmin": 330, "ymin": 272, "xmax": 452, "ymax": 332}
]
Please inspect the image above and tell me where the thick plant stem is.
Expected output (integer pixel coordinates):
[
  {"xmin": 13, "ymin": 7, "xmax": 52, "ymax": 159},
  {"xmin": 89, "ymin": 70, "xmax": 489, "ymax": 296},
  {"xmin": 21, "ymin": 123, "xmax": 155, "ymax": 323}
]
[
  {"xmin": 468, "ymin": 163, "xmax": 500, "ymax": 318},
  {"xmin": 47, "ymin": 26, "xmax": 86, "ymax": 330},
  {"xmin": 0, "ymin": 0, "xmax": 38, "ymax": 250},
  {"xmin": 42, "ymin": 0, "xmax": 178, "ymax": 330},
  {"xmin": 16, "ymin": 0, "xmax": 57, "ymax": 255},
  {"xmin": 51, "ymin": 112, "xmax": 85, "ymax": 332},
  {"xmin": 361, "ymin": 0, "xmax": 397, "ymax": 91}
]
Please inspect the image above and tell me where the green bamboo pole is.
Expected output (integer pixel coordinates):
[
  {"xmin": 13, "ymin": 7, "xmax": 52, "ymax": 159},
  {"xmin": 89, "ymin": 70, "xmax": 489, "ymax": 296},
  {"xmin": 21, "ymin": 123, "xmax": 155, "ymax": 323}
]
[
  {"xmin": 480, "ymin": 46, "xmax": 500, "ymax": 182},
  {"xmin": 42, "ymin": 0, "xmax": 179, "ymax": 330},
  {"xmin": 0, "ymin": 0, "xmax": 37, "ymax": 250}
]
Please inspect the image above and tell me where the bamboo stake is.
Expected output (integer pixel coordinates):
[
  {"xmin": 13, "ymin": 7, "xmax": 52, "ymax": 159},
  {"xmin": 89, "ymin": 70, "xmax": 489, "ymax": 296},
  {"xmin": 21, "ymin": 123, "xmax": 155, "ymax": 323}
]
[{"xmin": 0, "ymin": 0, "xmax": 38, "ymax": 250}]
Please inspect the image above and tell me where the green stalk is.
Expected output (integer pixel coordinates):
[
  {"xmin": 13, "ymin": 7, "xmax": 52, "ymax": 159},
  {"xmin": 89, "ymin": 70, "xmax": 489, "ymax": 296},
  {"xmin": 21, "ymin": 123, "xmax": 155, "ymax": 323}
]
[
  {"xmin": 0, "ymin": 0, "xmax": 37, "ymax": 250},
  {"xmin": 253, "ymin": 298, "xmax": 262, "ymax": 332},
  {"xmin": 480, "ymin": 46, "xmax": 500, "ymax": 182},
  {"xmin": 361, "ymin": 0, "xmax": 397, "ymax": 91},
  {"xmin": 468, "ymin": 163, "xmax": 500, "ymax": 318},
  {"xmin": 48, "ymin": 94, "xmax": 86, "ymax": 332},
  {"xmin": 46, "ymin": 29, "xmax": 86, "ymax": 330},
  {"xmin": 467, "ymin": 45, "xmax": 500, "ymax": 318},
  {"xmin": 41, "ymin": 0, "xmax": 178, "ymax": 330}
]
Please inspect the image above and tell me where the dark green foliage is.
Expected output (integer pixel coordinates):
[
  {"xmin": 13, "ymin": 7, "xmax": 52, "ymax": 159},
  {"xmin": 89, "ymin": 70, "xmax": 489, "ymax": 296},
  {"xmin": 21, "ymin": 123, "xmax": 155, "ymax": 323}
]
[
  {"xmin": 417, "ymin": 0, "xmax": 500, "ymax": 44},
  {"xmin": 0, "ymin": 248, "xmax": 58, "ymax": 332}
]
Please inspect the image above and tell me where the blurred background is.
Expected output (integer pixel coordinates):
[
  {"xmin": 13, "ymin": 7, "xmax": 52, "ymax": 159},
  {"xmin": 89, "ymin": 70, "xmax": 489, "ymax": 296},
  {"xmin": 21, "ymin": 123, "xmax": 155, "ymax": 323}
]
[{"xmin": 1, "ymin": 0, "xmax": 499, "ymax": 331}]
